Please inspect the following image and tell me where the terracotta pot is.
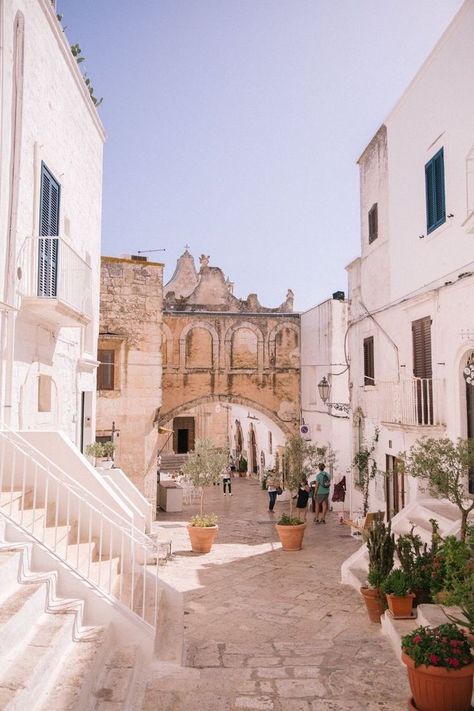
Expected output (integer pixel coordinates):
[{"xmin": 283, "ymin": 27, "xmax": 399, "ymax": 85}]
[
  {"xmin": 386, "ymin": 592, "xmax": 415, "ymax": 618},
  {"xmin": 402, "ymin": 652, "xmax": 474, "ymax": 711},
  {"xmin": 275, "ymin": 523, "xmax": 306, "ymax": 551},
  {"xmin": 187, "ymin": 524, "xmax": 218, "ymax": 554},
  {"xmin": 360, "ymin": 586, "xmax": 385, "ymax": 623}
]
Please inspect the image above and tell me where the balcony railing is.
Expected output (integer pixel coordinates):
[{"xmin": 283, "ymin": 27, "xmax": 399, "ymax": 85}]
[
  {"xmin": 379, "ymin": 377, "xmax": 445, "ymax": 427},
  {"xmin": 18, "ymin": 236, "xmax": 92, "ymax": 326}
]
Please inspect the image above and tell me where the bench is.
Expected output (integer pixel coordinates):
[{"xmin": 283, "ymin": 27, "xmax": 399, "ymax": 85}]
[{"xmin": 342, "ymin": 511, "xmax": 384, "ymax": 537}]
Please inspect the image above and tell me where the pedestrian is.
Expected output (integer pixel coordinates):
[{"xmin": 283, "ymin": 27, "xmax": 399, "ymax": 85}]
[
  {"xmin": 313, "ymin": 463, "xmax": 332, "ymax": 524},
  {"xmin": 222, "ymin": 467, "xmax": 232, "ymax": 496},
  {"xmin": 266, "ymin": 472, "xmax": 279, "ymax": 512},
  {"xmin": 308, "ymin": 469, "xmax": 317, "ymax": 513},
  {"xmin": 295, "ymin": 478, "xmax": 310, "ymax": 522}
]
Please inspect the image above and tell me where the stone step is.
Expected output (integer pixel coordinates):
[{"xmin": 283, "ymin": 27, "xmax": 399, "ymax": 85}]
[
  {"xmin": 92, "ymin": 644, "xmax": 141, "ymax": 709},
  {"xmin": 37, "ymin": 625, "xmax": 112, "ymax": 711},
  {"xmin": 0, "ymin": 578, "xmax": 46, "ymax": 665}
]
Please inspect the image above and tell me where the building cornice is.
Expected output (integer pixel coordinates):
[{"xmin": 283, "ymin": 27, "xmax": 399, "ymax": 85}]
[
  {"xmin": 101, "ymin": 256, "xmax": 164, "ymax": 268},
  {"xmin": 39, "ymin": 0, "xmax": 105, "ymax": 142}
]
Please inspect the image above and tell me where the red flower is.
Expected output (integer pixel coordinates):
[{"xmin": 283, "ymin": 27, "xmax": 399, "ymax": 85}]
[
  {"xmin": 412, "ymin": 635, "xmax": 422, "ymax": 644},
  {"xmin": 429, "ymin": 654, "xmax": 440, "ymax": 665},
  {"xmin": 450, "ymin": 640, "xmax": 460, "ymax": 647},
  {"xmin": 448, "ymin": 658, "xmax": 460, "ymax": 667}
]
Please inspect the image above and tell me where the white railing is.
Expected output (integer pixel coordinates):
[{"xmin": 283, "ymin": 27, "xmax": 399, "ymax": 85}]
[
  {"xmin": 0, "ymin": 429, "xmax": 160, "ymax": 632},
  {"xmin": 379, "ymin": 377, "xmax": 445, "ymax": 426},
  {"xmin": 18, "ymin": 236, "xmax": 92, "ymax": 319}
]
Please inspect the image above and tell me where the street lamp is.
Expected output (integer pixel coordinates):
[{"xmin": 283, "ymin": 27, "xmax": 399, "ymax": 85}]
[{"xmin": 317, "ymin": 375, "xmax": 350, "ymax": 415}]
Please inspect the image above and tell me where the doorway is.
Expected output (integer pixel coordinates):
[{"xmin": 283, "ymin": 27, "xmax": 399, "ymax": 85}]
[
  {"xmin": 385, "ymin": 454, "xmax": 404, "ymax": 519},
  {"xmin": 173, "ymin": 416, "xmax": 195, "ymax": 454}
]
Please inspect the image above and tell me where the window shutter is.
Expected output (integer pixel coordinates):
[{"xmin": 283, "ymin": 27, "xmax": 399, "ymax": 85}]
[
  {"xmin": 425, "ymin": 148, "xmax": 445, "ymax": 233},
  {"xmin": 412, "ymin": 317, "xmax": 432, "ymax": 378},
  {"xmin": 434, "ymin": 151, "xmax": 445, "ymax": 224},
  {"xmin": 38, "ymin": 164, "xmax": 60, "ymax": 297},
  {"xmin": 368, "ymin": 204, "xmax": 378, "ymax": 244},
  {"xmin": 98, "ymin": 349, "xmax": 115, "ymax": 390},
  {"xmin": 363, "ymin": 336, "xmax": 375, "ymax": 385}
]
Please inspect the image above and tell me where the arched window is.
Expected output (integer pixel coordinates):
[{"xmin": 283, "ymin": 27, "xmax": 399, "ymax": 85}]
[
  {"xmin": 185, "ymin": 327, "xmax": 213, "ymax": 369},
  {"xmin": 231, "ymin": 328, "xmax": 258, "ymax": 369}
]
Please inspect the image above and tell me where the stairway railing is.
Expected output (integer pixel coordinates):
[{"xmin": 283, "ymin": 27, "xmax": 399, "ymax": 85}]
[{"xmin": 0, "ymin": 429, "xmax": 160, "ymax": 632}]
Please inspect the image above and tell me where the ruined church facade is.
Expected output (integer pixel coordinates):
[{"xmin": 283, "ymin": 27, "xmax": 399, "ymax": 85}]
[{"xmin": 158, "ymin": 251, "xmax": 300, "ymax": 474}]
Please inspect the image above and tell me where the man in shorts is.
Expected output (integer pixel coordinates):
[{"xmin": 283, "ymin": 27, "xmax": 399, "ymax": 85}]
[{"xmin": 314, "ymin": 462, "xmax": 332, "ymax": 524}]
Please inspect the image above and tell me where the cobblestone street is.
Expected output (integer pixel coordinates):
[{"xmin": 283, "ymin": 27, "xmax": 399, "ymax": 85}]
[{"xmin": 145, "ymin": 478, "xmax": 409, "ymax": 710}]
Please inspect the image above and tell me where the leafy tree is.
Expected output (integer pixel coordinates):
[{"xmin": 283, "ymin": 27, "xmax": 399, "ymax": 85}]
[
  {"xmin": 354, "ymin": 428, "xmax": 379, "ymax": 516},
  {"xmin": 403, "ymin": 437, "xmax": 474, "ymax": 542},
  {"xmin": 182, "ymin": 438, "xmax": 228, "ymax": 517},
  {"xmin": 284, "ymin": 435, "xmax": 335, "ymax": 517}
]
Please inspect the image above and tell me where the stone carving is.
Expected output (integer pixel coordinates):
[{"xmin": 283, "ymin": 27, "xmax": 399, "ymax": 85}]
[{"xmin": 199, "ymin": 254, "xmax": 210, "ymax": 268}]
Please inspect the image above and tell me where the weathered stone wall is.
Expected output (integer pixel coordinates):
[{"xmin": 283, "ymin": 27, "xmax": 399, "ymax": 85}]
[
  {"xmin": 160, "ymin": 312, "xmax": 300, "ymax": 440},
  {"xmin": 97, "ymin": 257, "xmax": 163, "ymax": 502}
]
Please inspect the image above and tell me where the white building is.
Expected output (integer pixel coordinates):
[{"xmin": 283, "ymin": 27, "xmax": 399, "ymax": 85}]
[
  {"xmin": 346, "ymin": 0, "xmax": 474, "ymax": 521},
  {"xmin": 300, "ymin": 295, "xmax": 351, "ymax": 507},
  {"xmin": 0, "ymin": 0, "xmax": 104, "ymax": 446}
]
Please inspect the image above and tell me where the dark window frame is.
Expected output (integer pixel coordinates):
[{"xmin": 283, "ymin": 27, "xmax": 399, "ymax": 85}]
[
  {"xmin": 425, "ymin": 148, "xmax": 446, "ymax": 234},
  {"xmin": 368, "ymin": 203, "xmax": 378, "ymax": 244},
  {"xmin": 363, "ymin": 336, "xmax": 375, "ymax": 386},
  {"xmin": 97, "ymin": 349, "xmax": 115, "ymax": 390}
]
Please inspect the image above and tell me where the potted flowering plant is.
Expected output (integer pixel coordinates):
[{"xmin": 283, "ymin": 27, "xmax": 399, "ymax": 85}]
[{"xmin": 401, "ymin": 623, "xmax": 474, "ymax": 711}]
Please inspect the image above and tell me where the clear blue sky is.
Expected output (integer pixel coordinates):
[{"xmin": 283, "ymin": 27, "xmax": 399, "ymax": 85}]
[{"xmin": 58, "ymin": 0, "xmax": 464, "ymax": 311}]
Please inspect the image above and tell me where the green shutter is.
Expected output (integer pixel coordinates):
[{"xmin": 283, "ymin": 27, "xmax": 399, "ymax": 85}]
[{"xmin": 425, "ymin": 148, "xmax": 445, "ymax": 234}]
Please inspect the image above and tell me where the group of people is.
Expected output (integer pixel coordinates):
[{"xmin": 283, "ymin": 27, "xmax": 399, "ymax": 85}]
[{"xmin": 266, "ymin": 463, "xmax": 332, "ymax": 523}]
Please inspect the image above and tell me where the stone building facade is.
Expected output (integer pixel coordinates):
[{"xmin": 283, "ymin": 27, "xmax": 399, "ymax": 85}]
[
  {"xmin": 159, "ymin": 251, "xmax": 300, "ymax": 475},
  {"xmin": 96, "ymin": 256, "xmax": 163, "ymax": 499}
]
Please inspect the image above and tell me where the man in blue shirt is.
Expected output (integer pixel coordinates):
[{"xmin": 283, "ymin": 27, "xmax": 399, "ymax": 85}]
[{"xmin": 314, "ymin": 462, "xmax": 332, "ymax": 524}]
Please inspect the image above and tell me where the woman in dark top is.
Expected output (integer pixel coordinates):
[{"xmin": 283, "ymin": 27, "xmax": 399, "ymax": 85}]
[{"xmin": 295, "ymin": 478, "xmax": 310, "ymax": 522}]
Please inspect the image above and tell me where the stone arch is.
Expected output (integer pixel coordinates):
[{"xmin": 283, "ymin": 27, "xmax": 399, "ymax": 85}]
[
  {"xmin": 179, "ymin": 321, "xmax": 219, "ymax": 371},
  {"xmin": 160, "ymin": 394, "xmax": 294, "ymax": 438},
  {"xmin": 161, "ymin": 322, "xmax": 173, "ymax": 370},
  {"xmin": 224, "ymin": 322, "xmax": 264, "ymax": 371},
  {"xmin": 268, "ymin": 322, "xmax": 300, "ymax": 369}
]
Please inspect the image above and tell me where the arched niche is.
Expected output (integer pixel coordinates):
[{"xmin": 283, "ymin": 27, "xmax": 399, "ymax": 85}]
[
  {"xmin": 161, "ymin": 322, "xmax": 173, "ymax": 369},
  {"xmin": 268, "ymin": 322, "xmax": 300, "ymax": 369},
  {"xmin": 224, "ymin": 322, "xmax": 264, "ymax": 371},
  {"xmin": 179, "ymin": 321, "xmax": 219, "ymax": 371}
]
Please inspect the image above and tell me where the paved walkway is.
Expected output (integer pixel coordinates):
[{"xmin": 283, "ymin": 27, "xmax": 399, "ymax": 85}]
[{"xmin": 145, "ymin": 478, "xmax": 409, "ymax": 711}]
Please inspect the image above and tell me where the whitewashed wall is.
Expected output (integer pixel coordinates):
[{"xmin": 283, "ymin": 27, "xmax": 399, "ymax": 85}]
[{"xmin": 0, "ymin": 0, "xmax": 104, "ymax": 443}]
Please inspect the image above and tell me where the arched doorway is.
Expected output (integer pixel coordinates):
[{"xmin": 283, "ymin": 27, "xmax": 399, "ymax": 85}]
[{"xmin": 249, "ymin": 423, "xmax": 258, "ymax": 475}]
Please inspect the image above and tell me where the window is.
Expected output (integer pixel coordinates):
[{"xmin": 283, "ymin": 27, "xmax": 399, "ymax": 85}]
[
  {"xmin": 97, "ymin": 349, "xmax": 115, "ymax": 390},
  {"xmin": 425, "ymin": 148, "xmax": 446, "ymax": 234},
  {"xmin": 368, "ymin": 203, "xmax": 378, "ymax": 243},
  {"xmin": 38, "ymin": 375, "xmax": 52, "ymax": 412},
  {"xmin": 38, "ymin": 164, "xmax": 60, "ymax": 297},
  {"xmin": 363, "ymin": 336, "xmax": 375, "ymax": 385},
  {"xmin": 412, "ymin": 316, "xmax": 433, "ymax": 424}
]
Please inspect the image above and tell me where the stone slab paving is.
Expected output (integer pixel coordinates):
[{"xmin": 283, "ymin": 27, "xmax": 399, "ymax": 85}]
[{"xmin": 143, "ymin": 478, "xmax": 409, "ymax": 710}]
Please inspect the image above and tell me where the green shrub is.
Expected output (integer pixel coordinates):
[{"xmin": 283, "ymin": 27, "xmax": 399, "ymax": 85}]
[
  {"xmin": 381, "ymin": 569, "xmax": 410, "ymax": 597},
  {"xmin": 190, "ymin": 513, "xmax": 218, "ymax": 528},
  {"xmin": 277, "ymin": 514, "xmax": 304, "ymax": 526}
]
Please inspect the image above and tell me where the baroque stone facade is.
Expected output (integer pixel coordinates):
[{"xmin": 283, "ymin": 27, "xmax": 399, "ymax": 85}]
[
  {"xmin": 96, "ymin": 256, "xmax": 163, "ymax": 499},
  {"xmin": 159, "ymin": 251, "xmax": 300, "ymax": 472}
]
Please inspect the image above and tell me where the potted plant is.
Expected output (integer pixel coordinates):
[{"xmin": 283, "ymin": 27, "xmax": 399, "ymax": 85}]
[
  {"xmin": 275, "ymin": 435, "xmax": 315, "ymax": 551},
  {"xmin": 401, "ymin": 623, "xmax": 474, "ymax": 711},
  {"xmin": 381, "ymin": 568, "xmax": 415, "ymax": 618},
  {"xmin": 85, "ymin": 441, "xmax": 115, "ymax": 469},
  {"xmin": 360, "ymin": 517, "xmax": 395, "ymax": 623},
  {"xmin": 396, "ymin": 521, "xmax": 443, "ymax": 606},
  {"xmin": 182, "ymin": 438, "xmax": 228, "ymax": 554}
]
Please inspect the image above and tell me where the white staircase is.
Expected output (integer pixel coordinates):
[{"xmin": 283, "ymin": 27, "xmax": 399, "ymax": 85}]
[{"xmin": 0, "ymin": 427, "xmax": 172, "ymax": 709}]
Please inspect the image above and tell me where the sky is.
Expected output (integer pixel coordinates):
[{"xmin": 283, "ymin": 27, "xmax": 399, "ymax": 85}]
[{"xmin": 58, "ymin": 0, "xmax": 464, "ymax": 312}]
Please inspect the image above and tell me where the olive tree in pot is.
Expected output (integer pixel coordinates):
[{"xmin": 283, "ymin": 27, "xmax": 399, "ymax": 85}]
[
  {"xmin": 85, "ymin": 441, "xmax": 115, "ymax": 469},
  {"xmin": 402, "ymin": 437, "xmax": 474, "ymax": 542},
  {"xmin": 275, "ymin": 435, "xmax": 316, "ymax": 551},
  {"xmin": 361, "ymin": 517, "xmax": 395, "ymax": 623},
  {"xmin": 182, "ymin": 438, "xmax": 228, "ymax": 554}
]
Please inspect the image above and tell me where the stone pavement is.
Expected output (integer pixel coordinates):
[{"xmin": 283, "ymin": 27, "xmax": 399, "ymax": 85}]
[{"xmin": 143, "ymin": 478, "xmax": 409, "ymax": 711}]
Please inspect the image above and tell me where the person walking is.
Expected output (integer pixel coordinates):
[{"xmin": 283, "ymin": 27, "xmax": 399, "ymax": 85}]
[
  {"xmin": 295, "ymin": 478, "xmax": 310, "ymax": 522},
  {"xmin": 266, "ymin": 472, "xmax": 279, "ymax": 512},
  {"xmin": 222, "ymin": 467, "xmax": 232, "ymax": 495},
  {"xmin": 313, "ymin": 463, "xmax": 332, "ymax": 524}
]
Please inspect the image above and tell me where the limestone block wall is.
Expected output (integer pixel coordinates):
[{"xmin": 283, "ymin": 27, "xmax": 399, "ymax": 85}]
[
  {"xmin": 159, "ymin": 312, "xmax": 300, "ymax": 445},
  {"xmin": 97, "ymin": 257, "xmax": 163, "ymax": 502}
]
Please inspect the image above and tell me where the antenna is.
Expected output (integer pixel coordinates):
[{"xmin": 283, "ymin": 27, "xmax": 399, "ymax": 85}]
[{"xmin": 137, "ymin": 249, "xmax": 166, "ymax": 254}]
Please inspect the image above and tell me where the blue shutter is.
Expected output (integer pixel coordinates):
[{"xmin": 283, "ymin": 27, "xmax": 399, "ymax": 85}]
[
  {"xmin": 425, "ymin": 148, "xmax": 445, "ymax": 234},
  {"xmin": 38, "ymin": 164, "xmax": 60, "ymax": 297}
]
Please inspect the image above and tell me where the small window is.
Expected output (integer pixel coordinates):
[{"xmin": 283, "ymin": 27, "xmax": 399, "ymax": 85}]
[
  {"xmin": 425, "ymin": 148, "xmax": 446, "ymax": 234},
  {"xmin": 97, "ymin": 349, "xmax": 115, "ymax": 390},
  {"xmin": 368, "ymin": 203, "xmax": 378, "ymax": 243},
  {"xmin": 268, "ymin": 431, "xmax": 273, "ymax": 455},
  {"xmin": 363, "ymin": 337, "xmax": 375, "ymax": 386}
]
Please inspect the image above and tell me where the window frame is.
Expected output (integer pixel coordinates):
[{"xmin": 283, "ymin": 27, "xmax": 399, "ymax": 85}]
[
  {"xmin": 97, "ymin": 348, "xmax": 115, "ymax": 391},
  {"xmin": 368, "ymin": 203, "xmax": 378, "ymax": 244},
  {"xmin": 425, "ymin": 148, "xmax": 446, "ymax": 234},
  {"xmin": 363, "ymin": 336, "xmax": 375, "ymax": 386}
]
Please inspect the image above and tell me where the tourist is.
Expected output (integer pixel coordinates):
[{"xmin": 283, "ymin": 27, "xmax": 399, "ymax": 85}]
[
  {"xmin": 313, "ymin": 463, "xmax": 332, "ymax": 523},
  {"xmin": 308, "ymin": 468, "xmax": 318, "ymax": 513},
  {"xmin": 222, "ymin": 467, "xmax": 232, "ymax": 495},
  {"xmin": 295, "ymin": 478, "xmax": 310, "ymax": 522},
  {"xmin": 266, "ymin": 472, "xmax": 279, "ymax": 512}
]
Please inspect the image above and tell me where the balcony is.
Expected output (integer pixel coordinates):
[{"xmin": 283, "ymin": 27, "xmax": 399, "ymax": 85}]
[
  {"xmin": 19, "ymin": 236, "xmax": 93, "ymax": 327},
  {"xmin": 379, "ymin": 377, "xmax": 445, "ymax": 427}
]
